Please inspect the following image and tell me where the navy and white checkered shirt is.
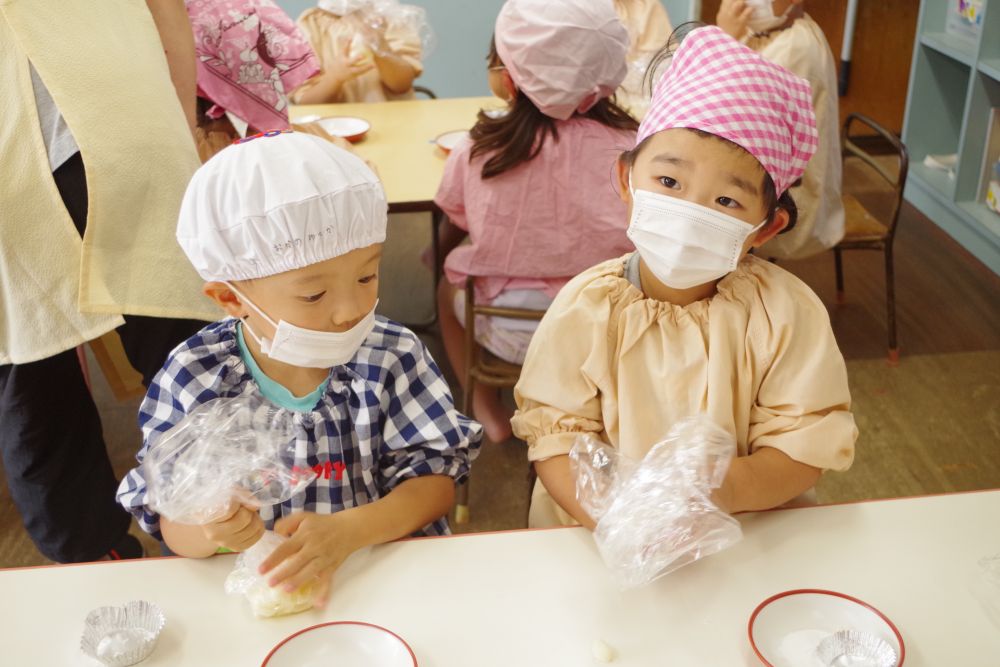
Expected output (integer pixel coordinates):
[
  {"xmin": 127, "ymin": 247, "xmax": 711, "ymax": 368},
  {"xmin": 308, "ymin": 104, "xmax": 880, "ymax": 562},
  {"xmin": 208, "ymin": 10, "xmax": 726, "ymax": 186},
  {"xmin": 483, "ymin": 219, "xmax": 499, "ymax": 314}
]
[{"xmin": 117, "ymin": 317, "xmax": 482, "ymax": 540}]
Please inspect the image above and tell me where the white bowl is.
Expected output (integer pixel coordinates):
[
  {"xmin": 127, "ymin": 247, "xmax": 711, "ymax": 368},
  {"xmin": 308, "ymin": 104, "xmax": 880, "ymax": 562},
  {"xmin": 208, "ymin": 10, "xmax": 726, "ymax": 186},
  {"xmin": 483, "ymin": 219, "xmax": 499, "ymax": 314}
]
[
  {"xmin": 748, "ymin": 589, "xmax": 904, "ymax": 667},
  {"xmin": 294, "ymin": 114, "xmax": 322, "ymax": 124},
  {"xmin": 261, "ymin": 621, "xmax": 417, "ymax": 667},
  {"xmin": 315, "ymin": 116, "xmax": 371, "ymax": 142},
  {"xmin": 434, "ymin": 129, "xmax": 469, "ymax": 153}
]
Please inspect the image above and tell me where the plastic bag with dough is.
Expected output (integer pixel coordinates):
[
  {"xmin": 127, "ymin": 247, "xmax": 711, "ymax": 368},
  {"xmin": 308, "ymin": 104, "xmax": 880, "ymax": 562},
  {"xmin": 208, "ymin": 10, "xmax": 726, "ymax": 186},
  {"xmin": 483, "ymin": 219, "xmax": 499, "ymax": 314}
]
[{"xmin": 224, "ymin": 531, "xmax": 316, "ymax": 618}]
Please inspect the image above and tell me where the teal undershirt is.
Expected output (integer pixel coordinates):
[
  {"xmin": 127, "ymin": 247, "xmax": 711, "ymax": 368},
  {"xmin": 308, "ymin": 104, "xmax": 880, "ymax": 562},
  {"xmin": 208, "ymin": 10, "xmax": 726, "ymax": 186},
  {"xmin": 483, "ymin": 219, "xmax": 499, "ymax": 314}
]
[{"xmin": 236, "ymin": 322, "xmax": 327, "ymax": 413}]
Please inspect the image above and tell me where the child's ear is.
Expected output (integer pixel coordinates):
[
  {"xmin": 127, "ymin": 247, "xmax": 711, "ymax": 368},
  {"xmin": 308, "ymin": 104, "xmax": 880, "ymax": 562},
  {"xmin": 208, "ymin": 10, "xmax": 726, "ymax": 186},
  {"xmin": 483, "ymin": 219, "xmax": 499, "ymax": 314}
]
[
  {"xmin": 750, "ymin": 208, "xmax": 789, "ymax": 248},
  {"xmin": 501, "ymin": 70, "xmax": 518, "ymax": 101},
  {"xmin": 615, "ymin": 156, "xmax": 632, "ymax": 205},
  {"xmin": 203, "ymin": 282, "xmax": 247, "ymax": 318}
]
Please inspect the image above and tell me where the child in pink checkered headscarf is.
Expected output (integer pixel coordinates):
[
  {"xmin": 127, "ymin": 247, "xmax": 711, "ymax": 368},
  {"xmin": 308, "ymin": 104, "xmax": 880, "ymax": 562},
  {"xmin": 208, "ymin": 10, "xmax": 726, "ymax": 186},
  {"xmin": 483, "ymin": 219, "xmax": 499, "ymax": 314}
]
[{"xmin": 512, "ymin": 25, "xmax": 857, "ymax": 529}]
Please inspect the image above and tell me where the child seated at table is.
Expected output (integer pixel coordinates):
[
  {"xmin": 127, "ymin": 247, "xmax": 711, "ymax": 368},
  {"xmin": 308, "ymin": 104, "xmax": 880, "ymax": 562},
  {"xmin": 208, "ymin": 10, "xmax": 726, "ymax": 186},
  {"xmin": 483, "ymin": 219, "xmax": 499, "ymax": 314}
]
[
  {"xmin": 715, "ymin": 0, "xmax": 843, "ymax": 260},
  {"xmin": 434, "ymin": 0, "xmax": 638, "ymax": 442},
  {"xmin": 511, "ymin": 26, "xmax": 857, "ymax": 528},
  {"xmin": 613, "ymin": 0, "xmax": 673, "ymax": 118},
  {"xmin": 291, "ymin": 0, "xmax": 424, "ymax": 104},
  {"xmin": 117, "ymin": 131, "xmax": 481, "ymax": 603}
]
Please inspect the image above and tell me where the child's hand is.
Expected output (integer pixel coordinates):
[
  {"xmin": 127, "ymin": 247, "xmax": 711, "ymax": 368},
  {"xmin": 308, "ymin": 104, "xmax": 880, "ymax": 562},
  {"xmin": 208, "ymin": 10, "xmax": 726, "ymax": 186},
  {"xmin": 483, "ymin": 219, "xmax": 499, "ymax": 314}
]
[
  {"xmin": 324, "ymin": 38, "xmax": 375, "ymax": 87},
  {"xmin": 258, "ymin": 510, "xmax": 366, "ymax": 596},
  {"xmin": 200, "ymin": 500, "xmax": 265, "ymax": 552},
  {"xmin": 717, "ymin": 0, "xmax": 753, "ymax": 39}
]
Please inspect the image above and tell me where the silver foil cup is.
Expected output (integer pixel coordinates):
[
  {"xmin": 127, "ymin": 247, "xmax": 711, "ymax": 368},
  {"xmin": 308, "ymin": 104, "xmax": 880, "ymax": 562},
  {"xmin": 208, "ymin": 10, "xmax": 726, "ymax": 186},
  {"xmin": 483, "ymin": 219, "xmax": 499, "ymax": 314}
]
[
  {"xmin": 80, "ymin": 600, "xmax": 165, "ymax": 666},
  {"xmin": 815, "ymin": 629, "xmax": 898, "ymax": 667}
]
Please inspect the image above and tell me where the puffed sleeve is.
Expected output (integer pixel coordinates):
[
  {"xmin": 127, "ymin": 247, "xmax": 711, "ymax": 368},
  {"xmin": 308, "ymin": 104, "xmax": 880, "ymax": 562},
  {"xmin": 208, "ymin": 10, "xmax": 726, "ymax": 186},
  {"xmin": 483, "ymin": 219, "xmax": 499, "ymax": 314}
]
[
  {"xmin": 378, "ymin": 328, "xmax": 483, "ymax": 491},
  {"xmin": 384, "ymin": 18, "xmax": 423, "ymax": 75},
  {"xmin": 512, "ymin": 264, "xmax": 620, "ymax": 461},
  {"xmin": 116, "ymin": 328, "xmax": 233, "ymax": 539},
  {"xmin": 747, "ymin": 274, "xmax": 857, "ymax": 471}
]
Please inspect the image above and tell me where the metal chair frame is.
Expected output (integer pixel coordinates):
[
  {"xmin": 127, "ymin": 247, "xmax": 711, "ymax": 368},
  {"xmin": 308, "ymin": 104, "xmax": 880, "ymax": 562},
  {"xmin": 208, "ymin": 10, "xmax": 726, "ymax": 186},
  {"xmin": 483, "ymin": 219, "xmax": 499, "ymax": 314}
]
[
  {"xmin": 454, "ymin": 276, "xmax": 545, "ymax": 524},
  {"xmin": 834, "ymin": 112, "xmax": 909, "ymax": 365}
]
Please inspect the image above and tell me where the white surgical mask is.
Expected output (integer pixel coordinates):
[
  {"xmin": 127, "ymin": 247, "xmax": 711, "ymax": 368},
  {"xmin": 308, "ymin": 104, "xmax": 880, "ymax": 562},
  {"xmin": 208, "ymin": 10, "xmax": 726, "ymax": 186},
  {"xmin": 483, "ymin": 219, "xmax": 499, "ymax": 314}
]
[
  {"xmin": 228, "ymin": 283, "xmax": 377, "ymax": 369},
  {"xmin": 626, "ymin": 174, "xmax": 766, "ymax": 290},
  {"xmin": 744, "ymin": 0, "xmax": 791, "ymax": 34}
]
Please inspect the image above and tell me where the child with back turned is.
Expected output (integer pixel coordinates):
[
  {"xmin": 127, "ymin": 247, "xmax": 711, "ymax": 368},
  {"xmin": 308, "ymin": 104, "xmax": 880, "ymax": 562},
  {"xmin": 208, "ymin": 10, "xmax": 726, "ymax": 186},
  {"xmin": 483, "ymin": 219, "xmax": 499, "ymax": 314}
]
[
  {"xmin": 434, "ymin": 0, "xmax": 639, "ymax": 442},
  {"xmin": 118, "ymin": 131, "xmax": 481, "ymax": 603},
  {"xmin": 511, "ymin": 26, "xmax": 857, "ymax": 528}
]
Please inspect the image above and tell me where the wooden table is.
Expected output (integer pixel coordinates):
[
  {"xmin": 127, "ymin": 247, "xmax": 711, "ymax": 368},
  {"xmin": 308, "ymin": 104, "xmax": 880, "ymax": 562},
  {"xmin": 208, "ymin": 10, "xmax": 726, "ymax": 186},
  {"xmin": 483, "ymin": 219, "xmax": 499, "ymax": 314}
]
[
  {"xmin": 290, "ymin": 96, "xmax": 501, "ymax": 211},
  {"xmin": 4, "ymin": 490, "xmax": 998, "ymax": 665},
  {"xmin": 290, "ymin": 96, "xmax": 501, "ymax": 327}
]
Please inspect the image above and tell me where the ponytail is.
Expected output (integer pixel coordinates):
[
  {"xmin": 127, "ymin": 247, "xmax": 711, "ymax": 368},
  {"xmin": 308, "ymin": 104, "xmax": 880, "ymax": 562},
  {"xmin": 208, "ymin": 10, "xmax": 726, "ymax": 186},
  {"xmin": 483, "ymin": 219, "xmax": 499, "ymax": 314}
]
[{"xmin": 470, "ymin": 36, "xmax": 638, "ymax": 180}]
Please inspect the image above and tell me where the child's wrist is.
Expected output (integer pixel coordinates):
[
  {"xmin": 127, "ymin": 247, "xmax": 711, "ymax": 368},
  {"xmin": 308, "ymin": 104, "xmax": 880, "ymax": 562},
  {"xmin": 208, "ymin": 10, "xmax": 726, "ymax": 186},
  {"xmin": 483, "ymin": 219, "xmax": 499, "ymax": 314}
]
[{"xmin": 332, "ymin": 507, "xmax": 374, "ymax": 552}]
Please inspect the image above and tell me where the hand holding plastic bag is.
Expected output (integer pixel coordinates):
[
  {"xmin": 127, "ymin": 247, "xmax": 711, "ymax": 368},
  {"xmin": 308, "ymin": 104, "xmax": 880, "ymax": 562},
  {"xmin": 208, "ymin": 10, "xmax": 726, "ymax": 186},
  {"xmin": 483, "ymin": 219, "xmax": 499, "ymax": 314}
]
[
  {"xmin": 144, "ymin": 395, "xmax": 314, "ymax": 525},
  {"xmin": 325, "ymin": 0, "xmax": 436, "ymax": 58},
  {"xmin": 224, "ymin": 530, "xmax": 318, "ymax": 617},
  {"xmin": 570, "ymin": 416, "xmax": 743, "ymax": 589}
]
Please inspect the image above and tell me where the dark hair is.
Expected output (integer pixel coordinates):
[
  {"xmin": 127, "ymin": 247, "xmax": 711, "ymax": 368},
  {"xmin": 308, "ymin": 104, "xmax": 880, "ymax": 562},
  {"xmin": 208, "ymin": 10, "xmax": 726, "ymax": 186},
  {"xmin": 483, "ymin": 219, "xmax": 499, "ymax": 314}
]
[
  {"xmin": 620, "ymin": 133, "xmax": 799, "ymax": 233},
  {"xmin": 643, "ymin": 22, "xmax": 706, "ymax": 97},
  {"xmin": 469, "ymin": 37, "xmax": 639, "ymax": 179}
]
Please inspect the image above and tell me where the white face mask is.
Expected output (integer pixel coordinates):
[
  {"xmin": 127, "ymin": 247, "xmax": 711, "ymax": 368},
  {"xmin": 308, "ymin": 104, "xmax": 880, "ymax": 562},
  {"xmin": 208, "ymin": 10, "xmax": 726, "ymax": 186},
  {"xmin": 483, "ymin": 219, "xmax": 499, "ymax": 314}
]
[
  {"xmin": 626, "ymin": 174, "xmax": 767, "ymax": 290},
  {"xmin": 228, "ymin": 283, "xmax": 377, "ymax": 369},
  {"xmin": 744, "ymin": 0, "xmax": 791, "ymax": 34}
]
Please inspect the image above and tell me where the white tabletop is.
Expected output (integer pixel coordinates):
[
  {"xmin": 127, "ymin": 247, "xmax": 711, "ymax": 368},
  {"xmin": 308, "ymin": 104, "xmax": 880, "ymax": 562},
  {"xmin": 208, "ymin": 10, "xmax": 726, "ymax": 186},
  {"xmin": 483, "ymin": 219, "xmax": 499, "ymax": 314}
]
[{"xmin": 3, "ymin": 490, "xmax": 998, "ymax": 666}]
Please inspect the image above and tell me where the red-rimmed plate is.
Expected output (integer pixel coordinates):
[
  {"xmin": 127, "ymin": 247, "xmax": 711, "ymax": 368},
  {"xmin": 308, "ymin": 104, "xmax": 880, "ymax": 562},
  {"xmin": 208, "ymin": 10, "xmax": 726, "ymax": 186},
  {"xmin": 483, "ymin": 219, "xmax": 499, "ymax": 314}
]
[
  {"xmin": 748, "ymin": 589, "xmax": 904, "ymax": 667},
  {"xmin": 315, "ymin": 116, "xmax": 371, "ymax": 142},
  {"xmin": 261, "ymin": 621, "xmax": 417, "ymax": 667},
  {"xmin": 434, "ymin": 129, "xmax": 468, "ymax": 153}
]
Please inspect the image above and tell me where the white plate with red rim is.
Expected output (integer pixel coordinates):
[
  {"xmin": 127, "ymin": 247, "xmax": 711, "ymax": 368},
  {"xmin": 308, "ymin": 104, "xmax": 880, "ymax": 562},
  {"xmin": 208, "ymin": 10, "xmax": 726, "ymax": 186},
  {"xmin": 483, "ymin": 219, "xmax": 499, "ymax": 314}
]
[
  {"xmin": 748, "ymin": 589, "xmax": 904, "ymax": 667},
  {"xmin": 309, "ymin": 116, "xmax": 371, "ymax": 142},
  {"xmin": 261, "ymin": 621, "xmax": 417, "ymax": 667},
  {"xmin": 434, "ymin": 129, "xmax": 469, "ymax": 153}
]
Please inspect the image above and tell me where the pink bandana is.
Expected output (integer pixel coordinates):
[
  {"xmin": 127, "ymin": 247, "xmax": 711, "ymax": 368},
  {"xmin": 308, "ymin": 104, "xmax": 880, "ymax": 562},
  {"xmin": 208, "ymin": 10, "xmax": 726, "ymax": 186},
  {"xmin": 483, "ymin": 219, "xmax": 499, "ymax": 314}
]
[
  {"xmin": 637, "ymin": 26, "xmax": 817, "ymax": 195},
  {"xmin": 495, "ymin": 0, "xmax": 628, "ymax": 121},
  {"xmin": 187, "ymin": 0, "xmax": 319, "ymax": 132}
]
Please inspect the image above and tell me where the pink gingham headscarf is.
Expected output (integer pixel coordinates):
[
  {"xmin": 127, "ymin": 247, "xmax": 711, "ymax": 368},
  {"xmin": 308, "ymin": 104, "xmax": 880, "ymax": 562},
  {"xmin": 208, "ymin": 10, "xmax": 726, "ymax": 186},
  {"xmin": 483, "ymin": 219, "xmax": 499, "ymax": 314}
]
[
  {"xmin": 637, "ymin": 26, "xmax": 818, "ymax": 195},
  {"xmin": 495, "ymin": 0, "xmax": 628, "ymax": 121},
  {"xmin": 186, "ymin": 0, "xmax": 319, "ymax": 132}
]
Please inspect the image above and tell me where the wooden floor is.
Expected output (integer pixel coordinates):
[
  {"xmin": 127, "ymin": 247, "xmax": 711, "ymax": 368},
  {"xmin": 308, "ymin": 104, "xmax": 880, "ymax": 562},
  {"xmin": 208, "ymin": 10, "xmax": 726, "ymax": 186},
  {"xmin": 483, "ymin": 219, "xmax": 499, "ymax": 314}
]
[{"xmin": 2, "ymin": 178, "xmax": 999, "ymax": 568}]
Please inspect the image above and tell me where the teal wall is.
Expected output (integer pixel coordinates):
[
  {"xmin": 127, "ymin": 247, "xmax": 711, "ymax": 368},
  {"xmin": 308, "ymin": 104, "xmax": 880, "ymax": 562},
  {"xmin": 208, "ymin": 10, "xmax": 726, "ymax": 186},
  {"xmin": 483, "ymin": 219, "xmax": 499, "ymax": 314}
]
[{"xmin": 275, "ymin": 1, "xmax": 697, "ymax": 98}]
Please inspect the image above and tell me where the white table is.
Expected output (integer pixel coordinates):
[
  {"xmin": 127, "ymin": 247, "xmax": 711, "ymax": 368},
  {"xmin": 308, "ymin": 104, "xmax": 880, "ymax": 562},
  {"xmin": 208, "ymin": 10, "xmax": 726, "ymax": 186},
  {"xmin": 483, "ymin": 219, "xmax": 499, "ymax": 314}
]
[{"xmin": 3, "ymin": 491, "xmax": 998, "ymax": 665}]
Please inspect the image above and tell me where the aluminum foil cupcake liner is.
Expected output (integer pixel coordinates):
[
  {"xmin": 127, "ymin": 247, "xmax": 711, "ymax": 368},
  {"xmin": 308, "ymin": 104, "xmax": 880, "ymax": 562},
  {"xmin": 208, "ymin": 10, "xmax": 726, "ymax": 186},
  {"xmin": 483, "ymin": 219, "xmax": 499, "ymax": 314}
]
[
  {"xmin": 815, "ymin": 629, "xmax": 898, "ymax": 667},
  {"xmin": 80, "ymin": 600, "xmax": 165, "ymax": 666}
]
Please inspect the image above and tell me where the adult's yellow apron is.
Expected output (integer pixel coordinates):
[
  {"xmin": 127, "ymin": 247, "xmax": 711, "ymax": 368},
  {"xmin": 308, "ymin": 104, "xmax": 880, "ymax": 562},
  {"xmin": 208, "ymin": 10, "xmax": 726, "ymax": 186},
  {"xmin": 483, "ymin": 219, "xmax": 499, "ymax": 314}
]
[{"xmin": 0, "ymin": 0, "xmax": 216, "ymax": 365}]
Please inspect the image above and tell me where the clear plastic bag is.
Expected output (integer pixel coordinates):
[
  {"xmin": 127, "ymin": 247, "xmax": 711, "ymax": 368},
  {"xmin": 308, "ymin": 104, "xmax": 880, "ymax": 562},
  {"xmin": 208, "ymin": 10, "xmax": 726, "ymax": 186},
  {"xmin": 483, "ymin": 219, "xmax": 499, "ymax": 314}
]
[
  {"xmin": 321, "ymin": 0, "xmax": 436, "ymax": 58},
  {"xmin": 570, "ymin": 435, "xmax": 638, "ymax": 522},
  {"xmin": 144, "ymin": 395, "xmax": 314, "ymax": 525},
  {"xmin": 224, "ymin": 530, "xmax": 316, "ymax": 618},
  {"xmin": 571, "ymin": 416, "xmax": 743, "ymax": 589}
]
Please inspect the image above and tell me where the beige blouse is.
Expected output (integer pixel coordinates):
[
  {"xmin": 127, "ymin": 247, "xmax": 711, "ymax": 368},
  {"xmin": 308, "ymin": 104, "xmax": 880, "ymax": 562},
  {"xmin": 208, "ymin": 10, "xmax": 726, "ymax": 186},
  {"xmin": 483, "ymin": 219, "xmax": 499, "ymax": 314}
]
[
  {"xmin": 512, "ymin": 254, "xmax": 857, "ymax": 524},
  {"xmin": 747, "ymin": 16, "xmax": 845, "ymax": 260},
  {"xmin": 292, "ymin": 8, "xmax": 423, "ymax": 104},
  {"xmin": 614, "ymin": 0, "xmax": 673, "ymax": 118}
]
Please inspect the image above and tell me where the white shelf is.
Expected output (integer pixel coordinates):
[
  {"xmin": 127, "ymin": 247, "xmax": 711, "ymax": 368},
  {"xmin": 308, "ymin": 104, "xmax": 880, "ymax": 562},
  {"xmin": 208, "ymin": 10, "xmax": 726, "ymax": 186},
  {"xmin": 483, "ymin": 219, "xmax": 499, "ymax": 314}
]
[
  {"xmin": 958, "ymin": 200, "xmax": 1000, "ymax": 237},
  {"xmin": 909, "ymin": 162, "xmax": 958, "ymax": 202},
  {"xmin": 980, "ymin": 57, "xmax": 1000, "ymax": 82},
  {"xmin": 920, "ymin": 31, "xmax": 977, "ymax": 66},
  {"xmin": 903, "ymin": 2, "xmax": 1000, "ymax": 275}
]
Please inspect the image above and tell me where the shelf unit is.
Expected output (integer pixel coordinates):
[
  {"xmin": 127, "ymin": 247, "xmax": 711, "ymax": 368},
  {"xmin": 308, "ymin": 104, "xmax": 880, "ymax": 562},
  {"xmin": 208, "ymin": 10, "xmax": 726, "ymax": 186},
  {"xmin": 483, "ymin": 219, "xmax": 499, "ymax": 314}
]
[{"xmin": 903, "ymin": 0, "xmax": 1000, "ymax": 274}]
